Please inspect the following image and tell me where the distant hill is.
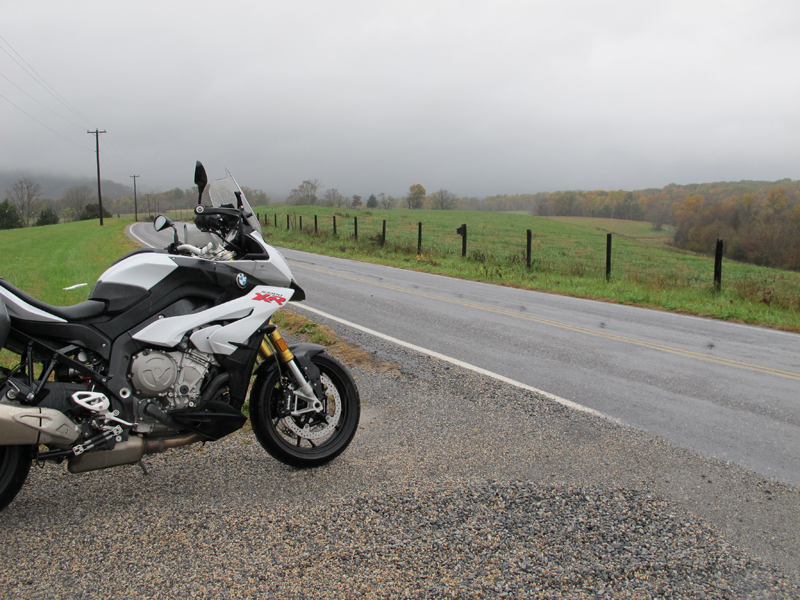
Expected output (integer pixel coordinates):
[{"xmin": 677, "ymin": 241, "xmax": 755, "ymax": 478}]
[{"xmin": 0, "ymin": 170, "xmax": 134, "ymax": 200}]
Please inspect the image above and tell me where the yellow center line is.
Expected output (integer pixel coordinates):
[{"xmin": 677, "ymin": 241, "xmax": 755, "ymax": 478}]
[{"xmin": 292, "ymin": 261, "xmax": 800, "ymax": 382}]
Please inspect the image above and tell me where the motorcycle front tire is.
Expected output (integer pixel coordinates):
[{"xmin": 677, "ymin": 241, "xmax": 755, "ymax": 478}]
[
  {"xmin": 0, "ymin": 444, "xmax": 34, "ymax": 511},
  {"xmin": 249, "ymin": 352, "xmax": 360, "ymax": 468}
]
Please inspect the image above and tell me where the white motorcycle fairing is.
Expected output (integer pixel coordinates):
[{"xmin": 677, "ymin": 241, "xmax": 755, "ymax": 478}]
[{"xmin": 133, "ymin": 285, "xmax": 294, "ymax": 355}]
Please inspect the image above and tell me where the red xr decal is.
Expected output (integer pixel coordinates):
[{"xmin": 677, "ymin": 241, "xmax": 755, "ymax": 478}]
[{"xmin": 252, "ymin": 292, "xmax": 286, "ymax": 306}]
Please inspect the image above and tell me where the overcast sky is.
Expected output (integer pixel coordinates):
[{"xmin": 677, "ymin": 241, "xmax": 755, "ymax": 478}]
[{"xmin": 2, "ymin": 1, "xmax": 799, "ymax": 199}]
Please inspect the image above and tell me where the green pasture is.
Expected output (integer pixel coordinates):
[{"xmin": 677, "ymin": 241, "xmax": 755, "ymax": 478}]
[
  {"xmin": 1, "ymin": 213, "xmax": 798, "ymax": 332},
  {"xmin": 0, "ymin": 218, "xmax": 138, "ymax": 306},
  {"xmin": 254, "ymin": 206, "xmax": 800, "ymax": 332}
]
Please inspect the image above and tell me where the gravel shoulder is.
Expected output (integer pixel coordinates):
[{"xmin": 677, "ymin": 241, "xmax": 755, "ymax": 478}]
[{"xmin": 2, "ymin": 316, "xmax": 799, "ymax": 599}]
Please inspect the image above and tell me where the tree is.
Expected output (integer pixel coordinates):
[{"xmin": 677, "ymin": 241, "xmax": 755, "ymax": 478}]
[
  {"xmin": 7, "ymin": 178, "xmax": 42, "ymax": 227},
  {"xmin": 366, "ymin": 194, "xmax": 378, "ymax": 209},
  {"xmin": 407, "ymin": 184, "xmax": 426, "ymax": 209},
  {"xmin": 35, "ymin": 207, "xmax": 59, "ymax": 226},
  {"xmin": 351, "ymin": 194, "xmax": 362, "ymax": 209},
  {"xmin": 322, "ymin": 188, "xmax": 343, "ymax": 207},
  {"xmin": 287, "ymin": 179, "xmax": 320, "ymax": 205},
  {"xmin": 80, "ymin": 203, "xmax": 112, "ymax": 221},
  {"xmin": 379, "ymin": 193, "xmax": 396, "ymax": 209},
  {"xmin": 0, "ymin": 200, "xmax": 23, "ymax": 229},
  {"xmin": 430, "ymin": 189, "xmax": 457, "ymax": 210},
  {"xmin": 241, "ymin": 186, "xmax": 270, "ymax": 207},
  {"xmin": 62, "ymin": 185, "xmax": 94, "ymax": 220}
]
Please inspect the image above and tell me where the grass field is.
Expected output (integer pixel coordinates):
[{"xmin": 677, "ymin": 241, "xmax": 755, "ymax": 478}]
[
  {"xmin": 0, "ymin": 218, "xmax": 138, "ymax": 306},
  {"xmin": 2, "ymin": 213, "xmax": 799, "ymax": 332},
  {"xmin": 252, "ymin": 206, "xmax": 800, "ymax": 332}
]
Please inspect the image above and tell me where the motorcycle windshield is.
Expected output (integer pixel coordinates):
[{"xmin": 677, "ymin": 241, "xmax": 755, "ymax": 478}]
[{"xmin": 202, "ymin": 169, "xmax": 263, "ymax": 235}]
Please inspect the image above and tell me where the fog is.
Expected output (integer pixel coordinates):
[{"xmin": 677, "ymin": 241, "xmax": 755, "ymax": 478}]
[{"xmin": 2, "ymin": 1, "xmax": 798, "ymax": 199}]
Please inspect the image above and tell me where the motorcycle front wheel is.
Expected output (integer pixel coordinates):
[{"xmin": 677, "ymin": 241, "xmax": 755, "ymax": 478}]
[
  {"xmin": 0, "ymin": 444, "xmax": 34, "ymax": 511},
  {"xmin": 249, "ymin": 352, "xmax": 360, "ymax": 468}
]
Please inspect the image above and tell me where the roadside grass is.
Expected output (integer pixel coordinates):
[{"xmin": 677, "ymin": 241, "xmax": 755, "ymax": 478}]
[
  {"xmin": 0, "ymin": 219, "xmax": 139, "ymax": 306},
  {"xmin": 253, "ymin": 206, "xmax": 800, "ymax": 332},
  {"xmin": 3, "ymin": 213, "xmax": 799, "ymax": 332}
]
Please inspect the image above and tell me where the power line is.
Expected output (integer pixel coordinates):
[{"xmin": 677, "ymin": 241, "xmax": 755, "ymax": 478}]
[
  {"xmin": 0, "ymin": 93, "xmax": 93, "ymax": 151},
  {"xmin": 0, "ymin": 70, "xmax": 85, "ymax": 129},
  {"xmin": 0, "ymin": 33, "xmax": 95, "ymax": 128}
]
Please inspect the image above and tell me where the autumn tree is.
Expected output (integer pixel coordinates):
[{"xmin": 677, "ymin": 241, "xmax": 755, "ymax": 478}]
[
  {"xmin": 287, "ymin": 179, "xmax": 320, "ymax": 205},
  {"xmin": 379, "ymin": 193, "xmax": 396, "ymax": 209},
  {"xmin": 350, "ymin": 195, "xmax": 362, "ymax": 209},
  {"xmin": 430, "ymin": 189, "xmax": 457, "ymax": 210},
  {"xmin": 322, "ymin": 188, "xmax": 343, "ymax": 207},
  {"xmin": 241, "ymin": 186, "xmax": 270, "ymax": 207},
  {"xmin": 407, "ymin": 184, "xmax": 425, "ymax": 209}
]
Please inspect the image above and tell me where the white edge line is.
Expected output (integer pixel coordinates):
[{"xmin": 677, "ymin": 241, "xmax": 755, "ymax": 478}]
[
  {"xmin": 127, "ymin": 223, "xmax": 155, "ymax": 248},
  {"xmin": 292, "ymin": 303, "xmax": 623, "ymax": 426}
]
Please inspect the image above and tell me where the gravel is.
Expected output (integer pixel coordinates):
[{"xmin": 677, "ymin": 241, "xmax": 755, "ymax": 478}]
[{"xmin": 2, "ymin": 319, "xmax": 799, "ymax": 599}]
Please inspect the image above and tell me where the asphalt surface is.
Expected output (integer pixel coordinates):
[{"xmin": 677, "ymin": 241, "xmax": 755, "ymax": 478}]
[
  {"xmin": 273, "ymin": 247, "xmax": 800, "ymax": 490},
  {"xmin": 128, "ymin": 223, "xmax": 800, "ymax": 493},
  {"xmin": 2, "ymin": 317, "xmax": 799, "ymax": 598}
]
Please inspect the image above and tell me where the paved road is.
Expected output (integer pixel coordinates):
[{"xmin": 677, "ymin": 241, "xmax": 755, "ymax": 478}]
[{"xmin": 129, "ymin": 223, "xmax": 800, "ymax": 489}]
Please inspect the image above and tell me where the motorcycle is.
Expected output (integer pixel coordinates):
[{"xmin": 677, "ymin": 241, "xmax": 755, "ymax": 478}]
[{"xmin": 0, "ymin": 162, "xmax": 360, "ymax": 511}]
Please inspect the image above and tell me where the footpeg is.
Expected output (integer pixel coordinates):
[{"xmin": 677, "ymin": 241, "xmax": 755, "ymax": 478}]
[{"xmin": 72, "ymin": 391, "xmax": 133, "ymax": 426}]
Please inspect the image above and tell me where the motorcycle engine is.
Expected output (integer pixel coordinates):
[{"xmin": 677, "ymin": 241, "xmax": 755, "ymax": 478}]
[{"xmin": 129, "ymin": 349, "xmax": 213, "ymax": 410}]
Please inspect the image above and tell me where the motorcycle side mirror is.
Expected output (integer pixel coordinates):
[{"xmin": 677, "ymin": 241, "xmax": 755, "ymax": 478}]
[
  {"xmin": 154, "ymin": 215, "xmax": 173, "ymax": 232},
  {"xmin": 195, "ymin": 161, "xmax": 208, "ymax": 205}
]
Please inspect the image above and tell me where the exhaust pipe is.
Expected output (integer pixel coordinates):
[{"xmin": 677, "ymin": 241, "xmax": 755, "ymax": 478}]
[
  {"xmin": 0, "ymin": 402, "xmax": 80, "ymax": 447},
  {"xmin": 0, "ymin": 400, "xmax": 204, "ymax": 474},
  {"xmin": 68, "ymin": 433, "xmax": 203, "ymax": 473}
]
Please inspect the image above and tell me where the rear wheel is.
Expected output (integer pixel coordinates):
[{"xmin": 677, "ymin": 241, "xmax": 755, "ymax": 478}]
[
  {"xmin": 250, "ymin": 352, "xmax": 360, "ymax": 468},
  {"xmin": 0, "ymin": 445, "xmax": 34, "ymax": 511}
]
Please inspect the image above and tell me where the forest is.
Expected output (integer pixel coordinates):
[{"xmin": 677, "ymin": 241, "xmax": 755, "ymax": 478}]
[{"xmin": 459, "ymin": 179, "xmax": 800, "ymax": 270}]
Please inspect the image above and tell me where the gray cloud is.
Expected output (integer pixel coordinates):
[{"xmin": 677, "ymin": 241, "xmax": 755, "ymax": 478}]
[{"xmin": 2, "ymin": 0, "xmax": 798, "ymax": 199}]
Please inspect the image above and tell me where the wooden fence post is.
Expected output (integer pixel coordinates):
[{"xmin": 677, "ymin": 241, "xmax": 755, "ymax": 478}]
[
  {"xmin": 274, "ymin": 214, "xmax": 277, "ymax": 227},
  {"xmin": 299, "ymin": 215, "xmax": 303, "ymax": 231},
  {"xmin": 606, "ymin": 233, "xmax": 612, "ymax": 281},
  {"xmin": 354, "ymin": 216, "xmax": 358, "ymax": 240},
  {"xmin": 714, "ymin": 239, "xmax": 724, "ymax": 292},
  {"xmin": 314, "ymin": 215, "xmax": 318, "ymax": 234},
  {"xmin": 418, "ymin": 222, "xmax": 422, "ymax": 255},
  {"xmin": 526, "ymin": 229, "xmax": 532, "ymax": 268},
  {"xmin": 382, "ymin": 220, "xmax": 386, "ymax": 246},
  {"xmin": 456, "ymin": 224, "xmax": 467, "ymax": 257},
  {"xmin": 286, "ymin": 214, "xmax": 290, "ymax": 231},
  {"xmin": 333, "ymin": 215, "xmax": 337, "ymax": 235}
]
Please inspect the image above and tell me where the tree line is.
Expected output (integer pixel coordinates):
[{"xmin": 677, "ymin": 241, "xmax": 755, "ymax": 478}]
[
  {"xmin": 283, "ymin": 177, "xmax": 800, "ymax": 270},
  {"xmin": 286, "ymin": 180, "xmax": 459, "ymax": 211},
  {"xmin": 5, "ymin": 172, "xmax": 798, "ymax": 270},
  {"xmin": 0, "ymin": 177, "xmax": 271, "ymax": 229}
]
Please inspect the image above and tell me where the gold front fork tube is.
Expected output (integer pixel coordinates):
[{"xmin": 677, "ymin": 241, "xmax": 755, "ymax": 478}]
[{"xmin": 262, "ymin": 328, "xmax": 294, "ymax": 364}]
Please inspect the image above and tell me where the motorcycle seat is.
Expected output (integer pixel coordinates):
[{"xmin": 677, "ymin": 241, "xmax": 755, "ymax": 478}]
[{"xmin": 0, "ymin": 278, "xmax": 107, "ymax": 321}]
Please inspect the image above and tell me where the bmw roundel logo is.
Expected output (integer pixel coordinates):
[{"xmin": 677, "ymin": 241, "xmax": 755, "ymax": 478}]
[
  {"xmin": 195, "ymin": 205, "xmax": 205, "ymax": 214},
  {"xmin": 236, "ymin": 273, "xmax": 248, "ymax": 288}
]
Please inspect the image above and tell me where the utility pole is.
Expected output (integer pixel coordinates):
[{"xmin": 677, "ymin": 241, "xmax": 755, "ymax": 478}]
[
  {"xmin": 130, "ymin": 175, "xmax": 139, "ymax": 221},
  {"xmin": 87, "ymin": 129, "xmax": 107, "ymax": 225},
  {"xmin": 147, "ymin": 193, "xmax": 151, "ymax": 217}
]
